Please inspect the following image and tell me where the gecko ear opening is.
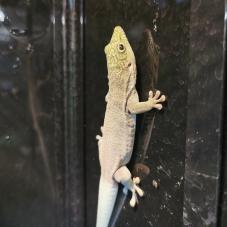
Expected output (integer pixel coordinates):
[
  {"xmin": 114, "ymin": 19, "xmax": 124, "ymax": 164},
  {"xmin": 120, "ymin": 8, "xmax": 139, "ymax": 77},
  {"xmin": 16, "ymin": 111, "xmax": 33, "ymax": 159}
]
[{"xmin": 128, "ymin": 62, "xmax": 132, "ymax": 67}]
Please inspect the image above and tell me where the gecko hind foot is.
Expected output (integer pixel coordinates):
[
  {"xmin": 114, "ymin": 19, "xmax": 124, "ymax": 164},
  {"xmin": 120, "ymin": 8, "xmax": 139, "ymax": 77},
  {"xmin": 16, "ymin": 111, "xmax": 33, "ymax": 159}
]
[
  {"xmin": 129, "ymin": 177, "xmax": 144, "ymax": 207},
  {"xmin": 96, "ymin": 135, "xmax": 102, "ymax": 140},
  {"xmin": 114, "ymin": 166, "xmax": 144, "ymax": 207}
]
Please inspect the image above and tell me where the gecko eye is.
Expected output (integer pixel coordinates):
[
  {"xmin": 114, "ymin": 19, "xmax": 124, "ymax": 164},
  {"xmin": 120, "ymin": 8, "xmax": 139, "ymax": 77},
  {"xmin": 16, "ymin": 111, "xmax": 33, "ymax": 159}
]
[{"xmin": 118, "ymin": 43, "xmax": 126, "ymax": 53}]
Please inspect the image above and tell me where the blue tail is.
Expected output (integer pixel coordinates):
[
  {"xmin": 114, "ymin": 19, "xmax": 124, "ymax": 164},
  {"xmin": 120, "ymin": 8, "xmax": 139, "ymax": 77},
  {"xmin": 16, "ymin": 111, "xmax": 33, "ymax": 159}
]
[{"xmin": 96, "ymin": 177, "xmax": 118, "ymax": 227}]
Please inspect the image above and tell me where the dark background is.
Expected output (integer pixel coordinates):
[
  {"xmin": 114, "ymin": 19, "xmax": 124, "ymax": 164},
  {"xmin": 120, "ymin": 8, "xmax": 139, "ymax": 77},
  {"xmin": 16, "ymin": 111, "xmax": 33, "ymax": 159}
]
[{"xmin": 0, "ymin": 0, "xmax": 226, "ymax": 227}]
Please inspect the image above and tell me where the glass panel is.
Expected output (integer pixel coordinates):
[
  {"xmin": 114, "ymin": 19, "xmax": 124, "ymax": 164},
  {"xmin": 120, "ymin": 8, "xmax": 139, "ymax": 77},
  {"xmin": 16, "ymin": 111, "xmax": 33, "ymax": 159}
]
[
  {"xmin": 0, "ymin": 1, "xmax": 61, "ymax": 226},
  {"xmin": 0, "ymin": 1, "xmax": 226, "ymax": 227}
]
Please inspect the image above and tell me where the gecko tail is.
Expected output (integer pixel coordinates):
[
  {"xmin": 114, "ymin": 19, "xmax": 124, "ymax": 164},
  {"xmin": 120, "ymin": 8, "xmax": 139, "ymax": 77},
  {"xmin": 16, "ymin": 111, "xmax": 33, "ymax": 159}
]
[{"xmin": 96, "ymin": 177, "xmax": 118, "ymax": 227}]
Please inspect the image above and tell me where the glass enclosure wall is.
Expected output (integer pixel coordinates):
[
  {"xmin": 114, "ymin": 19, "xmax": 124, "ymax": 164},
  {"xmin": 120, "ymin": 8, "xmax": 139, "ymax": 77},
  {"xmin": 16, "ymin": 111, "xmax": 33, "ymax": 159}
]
[
  {"xmin": 0, "ymin": 1, "xmax": 226, "ymax": 227},
  {"xmin": 0, "ymin": 1, "xmax": 59, "ymax": 227}
]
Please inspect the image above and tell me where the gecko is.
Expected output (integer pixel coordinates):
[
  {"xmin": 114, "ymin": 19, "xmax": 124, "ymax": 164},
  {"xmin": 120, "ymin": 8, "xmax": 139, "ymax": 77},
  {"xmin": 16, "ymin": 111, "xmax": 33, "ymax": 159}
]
[
  {"xmin": 108, "ymin": 28, "xmax": 161, "ymax": 227},
  {"xmin": 96, "ymin": 26, "xmax": 166, "ymax": 227}
]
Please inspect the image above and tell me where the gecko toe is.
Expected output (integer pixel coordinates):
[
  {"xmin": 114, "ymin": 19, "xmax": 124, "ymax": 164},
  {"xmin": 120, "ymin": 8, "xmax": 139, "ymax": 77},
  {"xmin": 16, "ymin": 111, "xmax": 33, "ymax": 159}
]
[
  {"xmin": 135, "ymin": 185, "xmax": 144, "ymax": 197},
  {"xmin": 133, "ymin": 177, "xmax": 144, "ymax": 197},
  {"xmin": 133, "ymin": 177, "xmax": 140, "ymax": 184},
  {"xmin": 129, "ymin": 191, "xmax": 138, "ymax": 207}
]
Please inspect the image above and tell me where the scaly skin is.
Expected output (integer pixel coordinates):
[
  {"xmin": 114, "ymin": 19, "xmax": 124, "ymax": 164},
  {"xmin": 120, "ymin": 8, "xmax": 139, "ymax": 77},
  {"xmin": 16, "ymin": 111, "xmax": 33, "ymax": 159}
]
[{"xmin": 96, "ymin": 26, "xmax": 166, "ymax": 227}]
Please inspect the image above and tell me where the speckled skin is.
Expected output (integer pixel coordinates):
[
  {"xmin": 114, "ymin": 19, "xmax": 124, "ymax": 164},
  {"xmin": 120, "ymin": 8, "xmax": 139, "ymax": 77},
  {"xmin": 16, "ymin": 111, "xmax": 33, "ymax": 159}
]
[{"xmin": 96, "ymin": 26, "xmax": 166, "ymax": 227}]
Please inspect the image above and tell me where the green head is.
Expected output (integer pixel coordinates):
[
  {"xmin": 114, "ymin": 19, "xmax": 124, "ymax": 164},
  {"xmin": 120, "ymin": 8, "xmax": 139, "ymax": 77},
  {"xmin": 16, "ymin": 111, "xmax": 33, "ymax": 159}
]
[{"xmin": 104, "ymin": 26, "xmax": 136, "ymax": 76}]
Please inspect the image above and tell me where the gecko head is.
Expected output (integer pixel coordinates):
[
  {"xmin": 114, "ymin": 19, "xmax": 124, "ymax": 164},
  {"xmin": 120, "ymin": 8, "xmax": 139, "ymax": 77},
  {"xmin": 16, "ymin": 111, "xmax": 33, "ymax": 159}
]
[{"xmin": 104, "ymin": 26, "xmax": 136, "ymax": 74}]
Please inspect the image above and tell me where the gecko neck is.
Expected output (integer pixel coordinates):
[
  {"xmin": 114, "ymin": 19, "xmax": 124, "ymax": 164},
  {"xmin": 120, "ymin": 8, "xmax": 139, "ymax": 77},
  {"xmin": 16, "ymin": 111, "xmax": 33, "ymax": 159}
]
[{"xmin": 107, "ymin": 69, "xmax": 136, "ymax": 110}]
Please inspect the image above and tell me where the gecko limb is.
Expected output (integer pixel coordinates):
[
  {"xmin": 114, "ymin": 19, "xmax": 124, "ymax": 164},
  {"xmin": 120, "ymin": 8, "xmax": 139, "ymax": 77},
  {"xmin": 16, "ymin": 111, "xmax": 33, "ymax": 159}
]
[
  {"xmin": 128, "ymin": 90, "xmax": 166, "ymax": 114},
  {"xmin": 114, "ymin": 166, "xmax": 144, "ymax": 207}
]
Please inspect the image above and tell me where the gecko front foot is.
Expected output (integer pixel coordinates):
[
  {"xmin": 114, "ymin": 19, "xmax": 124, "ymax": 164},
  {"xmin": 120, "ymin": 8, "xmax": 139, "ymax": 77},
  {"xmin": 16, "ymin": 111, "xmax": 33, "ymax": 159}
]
[{"xmin": 148, "ymin": 90, "xmax": 166, "ymax": 110}]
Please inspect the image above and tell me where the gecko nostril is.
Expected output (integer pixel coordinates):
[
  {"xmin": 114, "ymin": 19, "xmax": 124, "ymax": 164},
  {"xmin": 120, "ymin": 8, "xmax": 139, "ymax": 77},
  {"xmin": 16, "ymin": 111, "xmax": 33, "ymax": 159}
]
[{"xmin": 128, "ymin": 62, "xmax": 132, "ymax": 67}]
